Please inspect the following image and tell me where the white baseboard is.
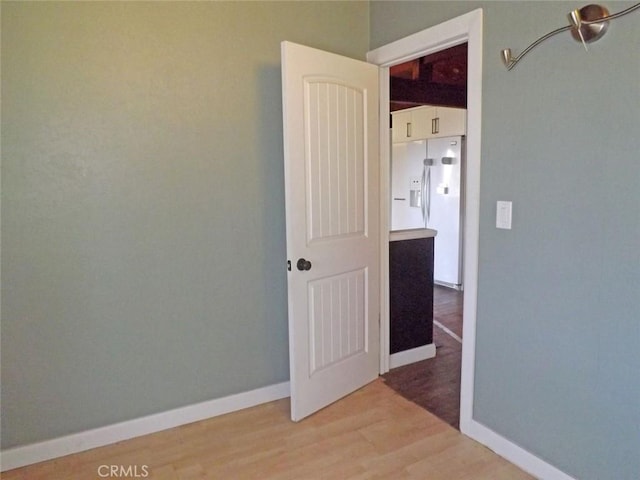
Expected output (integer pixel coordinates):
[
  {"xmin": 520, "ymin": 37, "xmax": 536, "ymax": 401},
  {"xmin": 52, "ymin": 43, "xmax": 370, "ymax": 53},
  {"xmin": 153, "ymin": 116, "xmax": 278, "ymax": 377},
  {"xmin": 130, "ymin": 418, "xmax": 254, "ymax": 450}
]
[
  {"xmin": 389, "ymin": 343, "xmax": 436, "ymax": 369},
  {"xmin": 1, "ymin": 381, "xmax": 290, "ymax": 472},
  {"xmin": 463, "ymin": 419, "xmax": 577, "ymax": 480}
]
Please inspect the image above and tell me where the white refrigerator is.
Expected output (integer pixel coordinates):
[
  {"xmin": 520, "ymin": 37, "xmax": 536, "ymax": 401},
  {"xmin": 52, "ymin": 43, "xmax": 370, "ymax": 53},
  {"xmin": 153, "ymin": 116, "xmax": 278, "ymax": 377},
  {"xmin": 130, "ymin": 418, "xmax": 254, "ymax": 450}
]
[{"xmin": 391, "ymin": 136, "xmax": 464, "ymax": 289}]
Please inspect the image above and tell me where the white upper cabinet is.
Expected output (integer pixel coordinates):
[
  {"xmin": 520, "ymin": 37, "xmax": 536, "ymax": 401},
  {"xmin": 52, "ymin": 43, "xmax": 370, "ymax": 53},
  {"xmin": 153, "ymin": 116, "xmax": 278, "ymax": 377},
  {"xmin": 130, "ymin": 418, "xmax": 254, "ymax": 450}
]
[
  {"xmin": 432, "ymin": 106, "xmax": 466, "ymax": 137},
  {"xmin": 391, "ymin": 106, "xmax": 435, "ymax": 142},
  {"xmin": 392, "ymin": 105, "xmax": 466, "ymax": 142}
]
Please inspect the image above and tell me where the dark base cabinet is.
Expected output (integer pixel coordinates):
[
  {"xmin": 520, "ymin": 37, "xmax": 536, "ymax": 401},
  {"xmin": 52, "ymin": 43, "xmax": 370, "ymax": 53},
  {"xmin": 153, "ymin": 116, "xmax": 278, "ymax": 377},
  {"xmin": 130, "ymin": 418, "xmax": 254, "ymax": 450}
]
[{"xmin": 389, "ymin": 236, "xmax": 434, "ymax": 354}]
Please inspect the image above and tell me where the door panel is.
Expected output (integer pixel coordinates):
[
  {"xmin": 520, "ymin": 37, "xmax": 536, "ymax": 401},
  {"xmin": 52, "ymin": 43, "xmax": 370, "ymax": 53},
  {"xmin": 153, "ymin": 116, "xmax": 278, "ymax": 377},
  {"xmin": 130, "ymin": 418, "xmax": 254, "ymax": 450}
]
[
  {"xmin": 308, "ymin": 268, "xmax": 367, "ymax": 375},
  {"xmin": 306, "ymin": 79, "xmax": 366, "ymax": 242},
  {"xmin": 427, "ymin": 137, "xmax": 463, "ymax": 286},
  {"xmin": 281, "ymin": 41, "xmax": 379, "ymax": 421},
  {"xmin": 391, "ymin": 141, "xmax": 428, "ymax": 230}
]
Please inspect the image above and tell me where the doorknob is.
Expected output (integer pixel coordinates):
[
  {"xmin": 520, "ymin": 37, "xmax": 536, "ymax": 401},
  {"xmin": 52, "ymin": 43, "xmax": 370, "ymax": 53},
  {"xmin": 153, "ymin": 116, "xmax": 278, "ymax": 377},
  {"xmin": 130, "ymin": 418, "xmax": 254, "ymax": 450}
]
[{"xmin": 296, "ymin": 258, "xmax": 312, "ymax": 271}]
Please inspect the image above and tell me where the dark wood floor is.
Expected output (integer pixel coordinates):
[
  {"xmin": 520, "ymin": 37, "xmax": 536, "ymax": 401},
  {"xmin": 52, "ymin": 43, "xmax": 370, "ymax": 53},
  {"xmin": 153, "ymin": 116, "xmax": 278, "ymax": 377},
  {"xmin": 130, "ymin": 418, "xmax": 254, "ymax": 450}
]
[{"xmin": 383, "ymin": 285, "xmax": 463, "ymax": 429}]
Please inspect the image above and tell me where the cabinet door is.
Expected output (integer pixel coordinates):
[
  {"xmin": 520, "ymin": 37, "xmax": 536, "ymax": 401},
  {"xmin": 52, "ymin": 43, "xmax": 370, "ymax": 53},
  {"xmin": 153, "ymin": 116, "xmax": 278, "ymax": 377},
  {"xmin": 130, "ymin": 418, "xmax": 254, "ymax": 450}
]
[
  {"xmin": 393, "ymin": 106, "xmax": 466, "ymax": 142},
  {"xmin": 432, "ymin": 107, "xmax": 466, "ymax": 137},
  {"xmin": 410, "ymin": 106, "xmax": 435, "ymax": 139},
  {"xmin": 392, "ymin": 110, "xmax": 412, "ymax": 142}
]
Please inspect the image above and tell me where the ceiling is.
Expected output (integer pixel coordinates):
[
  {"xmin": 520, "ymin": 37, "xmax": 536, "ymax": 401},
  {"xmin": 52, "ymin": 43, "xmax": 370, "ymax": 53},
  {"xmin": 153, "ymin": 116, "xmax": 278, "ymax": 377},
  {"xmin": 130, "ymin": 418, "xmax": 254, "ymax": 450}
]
[{"xmin": 390, "ymin": 43, "xmax": 467, "ymax": 111}]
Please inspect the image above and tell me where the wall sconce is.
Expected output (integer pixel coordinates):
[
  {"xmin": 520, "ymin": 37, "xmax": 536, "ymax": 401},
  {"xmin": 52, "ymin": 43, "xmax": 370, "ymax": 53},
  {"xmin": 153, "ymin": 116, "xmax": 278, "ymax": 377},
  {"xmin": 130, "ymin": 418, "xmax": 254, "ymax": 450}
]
[
  {"xmin": 501, "ymin": 3, "xmax": 640, "ymax": 71},
  {"xmin": 568, "ymin": 4, "xmax": 609, "ymax": 49}
]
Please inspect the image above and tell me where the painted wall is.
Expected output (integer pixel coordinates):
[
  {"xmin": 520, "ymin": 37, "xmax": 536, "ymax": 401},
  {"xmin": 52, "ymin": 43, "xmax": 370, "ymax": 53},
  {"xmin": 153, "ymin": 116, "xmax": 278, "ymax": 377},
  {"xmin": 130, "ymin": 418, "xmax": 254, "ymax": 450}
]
[
  {"xmin": 371, "ymin": 2, "xmax": 640, "ymax": 479},
  {"xmin": 1, "ymin": 1, "xmax": 369, "ymax": 449}
]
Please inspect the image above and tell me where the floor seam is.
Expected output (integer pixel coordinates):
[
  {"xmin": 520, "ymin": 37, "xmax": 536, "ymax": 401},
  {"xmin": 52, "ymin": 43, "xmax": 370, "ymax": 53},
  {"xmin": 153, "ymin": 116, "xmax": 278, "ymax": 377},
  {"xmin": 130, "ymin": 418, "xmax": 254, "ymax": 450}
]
[{"xmin": 433, "ymin": 320, "xmax": 462, "ymax": 344}]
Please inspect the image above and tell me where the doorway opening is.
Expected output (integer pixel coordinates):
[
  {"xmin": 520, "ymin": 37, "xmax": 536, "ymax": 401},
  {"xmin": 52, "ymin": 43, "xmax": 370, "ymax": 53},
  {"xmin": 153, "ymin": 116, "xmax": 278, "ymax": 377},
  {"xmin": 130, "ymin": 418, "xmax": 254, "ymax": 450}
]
[
  {"xmin": 383, "ymin": 43, "xmax": 467, "ymax": 429},
  {"xmin": 367, "ymin": 8, "xmax": 483, "ymax": 436}
]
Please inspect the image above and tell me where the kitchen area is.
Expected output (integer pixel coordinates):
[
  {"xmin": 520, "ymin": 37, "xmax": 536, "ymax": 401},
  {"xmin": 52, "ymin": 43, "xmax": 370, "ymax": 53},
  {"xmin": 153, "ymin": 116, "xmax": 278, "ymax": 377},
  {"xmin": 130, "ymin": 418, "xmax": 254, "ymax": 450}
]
[{"xmin": 389, "ymin": 103, "xmax": 466, "ymax": 367}]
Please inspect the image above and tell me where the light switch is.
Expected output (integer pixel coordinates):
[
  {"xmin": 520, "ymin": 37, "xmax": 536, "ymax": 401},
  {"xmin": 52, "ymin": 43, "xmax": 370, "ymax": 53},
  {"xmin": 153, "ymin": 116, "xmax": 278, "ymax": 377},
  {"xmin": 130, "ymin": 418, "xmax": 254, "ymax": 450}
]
[{"xmin": 496, "ymin": 201, "xmax": 512, "ymax": 230}]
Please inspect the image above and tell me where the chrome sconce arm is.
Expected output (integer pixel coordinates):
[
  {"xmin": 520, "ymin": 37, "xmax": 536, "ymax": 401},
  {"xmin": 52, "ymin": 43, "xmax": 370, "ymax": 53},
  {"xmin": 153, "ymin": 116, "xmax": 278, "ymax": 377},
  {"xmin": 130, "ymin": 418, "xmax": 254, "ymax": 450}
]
[
  {"xmin": 501, "ymin": 25, "xmax": 572, "ymax": 71},
  {"xmin": 501, "ymin": 2, "xmax": 640, "ymax": 71}
]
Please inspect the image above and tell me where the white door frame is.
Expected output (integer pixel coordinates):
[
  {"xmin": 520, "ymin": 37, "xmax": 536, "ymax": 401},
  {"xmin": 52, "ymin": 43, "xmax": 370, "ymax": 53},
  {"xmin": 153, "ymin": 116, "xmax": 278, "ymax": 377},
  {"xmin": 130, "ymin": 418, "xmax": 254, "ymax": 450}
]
[{"xmin": 367, "ymin": 8, "xmax": 483, "ymax": 435}]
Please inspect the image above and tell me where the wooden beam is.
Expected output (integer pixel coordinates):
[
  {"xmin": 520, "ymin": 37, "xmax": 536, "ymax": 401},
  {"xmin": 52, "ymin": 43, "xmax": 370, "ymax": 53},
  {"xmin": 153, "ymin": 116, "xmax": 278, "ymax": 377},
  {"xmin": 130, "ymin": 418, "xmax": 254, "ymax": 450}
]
[{"xmin": 390, "ymin": 77, "xmax": 466, "ymax": 108}]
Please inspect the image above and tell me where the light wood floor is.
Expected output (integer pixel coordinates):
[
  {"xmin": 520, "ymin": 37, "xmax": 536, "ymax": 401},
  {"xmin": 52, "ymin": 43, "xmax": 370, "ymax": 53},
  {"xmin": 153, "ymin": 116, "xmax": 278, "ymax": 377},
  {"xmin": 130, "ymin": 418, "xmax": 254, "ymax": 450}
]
[{"xmin": 3, "ymin": 380, "xmax": 533, "ymax": 479}]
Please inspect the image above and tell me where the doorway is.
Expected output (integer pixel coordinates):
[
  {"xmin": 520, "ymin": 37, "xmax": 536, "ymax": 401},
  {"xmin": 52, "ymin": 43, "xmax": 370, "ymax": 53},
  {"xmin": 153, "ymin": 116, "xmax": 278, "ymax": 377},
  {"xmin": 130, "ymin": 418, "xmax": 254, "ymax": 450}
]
[
  {"xmin": 384, "ymin": 43, "xmax": 467, "ymax": 428},
  {"xmin": 367, "ymin": 8, "xmax": 482, "ymax": 435}
]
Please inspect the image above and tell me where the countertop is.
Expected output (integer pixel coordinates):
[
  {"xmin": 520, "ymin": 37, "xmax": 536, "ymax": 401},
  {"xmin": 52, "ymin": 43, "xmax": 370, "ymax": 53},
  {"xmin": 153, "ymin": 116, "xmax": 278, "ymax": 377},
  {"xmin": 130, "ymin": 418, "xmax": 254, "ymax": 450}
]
[{"xmin": 389, "ymin": 228, "xmax": 438, "ymax": 242}]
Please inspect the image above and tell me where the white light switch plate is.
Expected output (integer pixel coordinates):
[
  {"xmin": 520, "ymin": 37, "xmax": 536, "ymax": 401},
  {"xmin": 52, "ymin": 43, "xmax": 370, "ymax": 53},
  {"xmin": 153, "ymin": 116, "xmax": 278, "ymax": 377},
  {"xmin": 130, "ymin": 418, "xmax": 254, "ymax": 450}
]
[{"xmin": 496, "ymin": 201, "xmax": 512, "ymax": 229}]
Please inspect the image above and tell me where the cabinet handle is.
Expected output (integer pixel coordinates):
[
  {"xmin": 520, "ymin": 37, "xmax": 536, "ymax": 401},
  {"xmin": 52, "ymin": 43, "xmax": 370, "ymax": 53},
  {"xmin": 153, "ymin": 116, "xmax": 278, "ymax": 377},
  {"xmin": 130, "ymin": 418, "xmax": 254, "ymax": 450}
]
[
  {"xmin": 432, "ymin": 117, "xmax": 440, "ymax": 134},
  {"xmin": 406, "ymin": 122, "xmax": 412, "ymax": 138}
]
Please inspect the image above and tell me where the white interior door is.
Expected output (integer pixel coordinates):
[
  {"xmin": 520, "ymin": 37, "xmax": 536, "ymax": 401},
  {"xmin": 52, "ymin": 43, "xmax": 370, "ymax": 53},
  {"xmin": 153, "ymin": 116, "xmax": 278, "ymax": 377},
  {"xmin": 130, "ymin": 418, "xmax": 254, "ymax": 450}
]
[{"xmin": 281, "ymin": 41, "xmax": 380, "ymax": 421}]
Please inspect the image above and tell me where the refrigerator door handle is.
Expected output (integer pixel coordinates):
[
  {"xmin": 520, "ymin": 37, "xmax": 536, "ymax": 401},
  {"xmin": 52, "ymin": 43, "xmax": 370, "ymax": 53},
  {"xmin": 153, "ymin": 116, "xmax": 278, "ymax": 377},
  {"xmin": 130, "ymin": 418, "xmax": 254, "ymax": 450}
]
[
  {"xmin": 426, "ymin": 167, "xmax": 431, "ymax": 224},
  {"xmin": 421, "ymin": 165, "xmax": 426, "ymax": 224}
]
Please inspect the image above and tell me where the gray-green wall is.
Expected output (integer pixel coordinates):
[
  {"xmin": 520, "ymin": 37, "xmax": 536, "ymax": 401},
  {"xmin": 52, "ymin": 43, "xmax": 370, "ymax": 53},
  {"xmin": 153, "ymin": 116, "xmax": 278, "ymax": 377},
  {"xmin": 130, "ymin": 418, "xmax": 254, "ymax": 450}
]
[
  {"xmin": 4, "ymin": 2, "xmax": 639, "ymax": 478},
  {"xmin": 372, "ymin": 2, "xmax": 639, "ymax": 479},
  {"xmin": 1, "ymin": 1, "xmax": 369, "ymax": 448}
]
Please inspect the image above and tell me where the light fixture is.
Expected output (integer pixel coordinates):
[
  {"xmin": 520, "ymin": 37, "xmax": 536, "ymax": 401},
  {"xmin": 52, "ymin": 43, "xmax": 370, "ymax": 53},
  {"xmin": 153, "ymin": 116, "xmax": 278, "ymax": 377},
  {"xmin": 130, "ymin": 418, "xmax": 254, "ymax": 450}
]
[
  {"xmin": 501, "ymin": 2, "xmax": 640, "ymax": 71},
  {"xmin": 568, "ymin": 4, "xmax": 610, "ymax": 48}
]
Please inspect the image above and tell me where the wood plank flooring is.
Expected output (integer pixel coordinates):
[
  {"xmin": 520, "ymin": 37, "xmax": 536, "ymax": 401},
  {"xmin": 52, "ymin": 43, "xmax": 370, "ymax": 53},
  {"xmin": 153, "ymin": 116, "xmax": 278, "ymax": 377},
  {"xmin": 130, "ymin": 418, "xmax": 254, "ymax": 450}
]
[
  {"xmin": 432, "ymin": 285, "xmax": 463, "ymax": 339},
  {"xmin": 383, "ymin": 286, "xmax": 463, "ymax": 429},
  {"xmin": 2, "ymin": 379, "xmax": 533, "ymax": 479}
]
